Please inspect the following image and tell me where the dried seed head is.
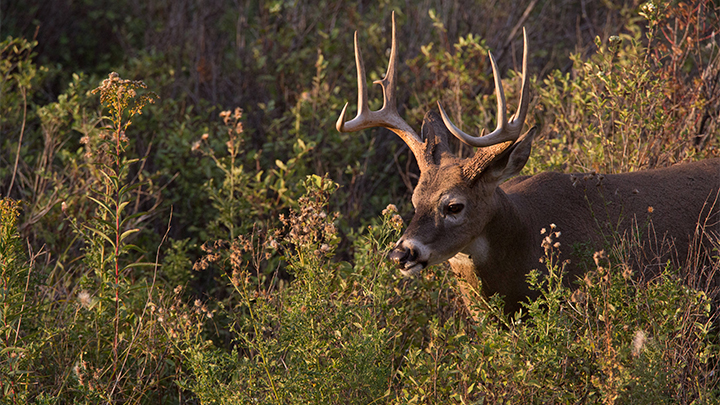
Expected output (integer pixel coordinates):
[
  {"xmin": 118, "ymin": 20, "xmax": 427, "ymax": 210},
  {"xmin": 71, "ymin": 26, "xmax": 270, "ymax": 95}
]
[
  {"xmin": 622, "ymin": 265, "xmax": 633, "ymax": 280},
  {"xmin": 541, "ymin": 236, "xmax": 553, "ymax": 249},
  {"xmin": 570, "ymin": 289, "xmax": 586, "ymax": 305},
  {"xmin": 382, "ymin": 204, "xmax": 398, "ymax": 215},
  {"xmin": 220, "ymin": 110, "xmax": 231, "ymax": 124},
  {"xmin": 77, "ymin": 291, "xmax": 92, "ymax": 309},
  {"xmin": 632, "ymin": 330, "xmax": 647, "ymax": 357},
  {"xmin": 593, "ymin": 250, "xmax": 607, "ymax": 267},
  {"xmin": 641, "ymin": 2, "xmax": 656, "ymax": 14}
]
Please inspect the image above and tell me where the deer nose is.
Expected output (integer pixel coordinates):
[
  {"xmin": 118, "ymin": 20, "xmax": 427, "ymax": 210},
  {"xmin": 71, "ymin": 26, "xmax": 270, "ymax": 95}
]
[{"xmin": 388, "ymin": 244, "xmax": 418, "ymax": 265}]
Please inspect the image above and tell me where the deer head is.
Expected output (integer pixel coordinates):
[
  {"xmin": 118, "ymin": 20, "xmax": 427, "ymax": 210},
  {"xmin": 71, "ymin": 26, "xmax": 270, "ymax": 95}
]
[{"xmin": 337, "ymin": 12, "xmax": 534, "ymax": 277}]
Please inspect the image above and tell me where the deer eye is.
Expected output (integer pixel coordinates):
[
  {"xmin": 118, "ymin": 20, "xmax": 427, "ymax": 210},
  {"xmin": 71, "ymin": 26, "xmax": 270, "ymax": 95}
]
[{"xmin": 446, "ymin": 203, "xmax": 464, "ymax": 215}]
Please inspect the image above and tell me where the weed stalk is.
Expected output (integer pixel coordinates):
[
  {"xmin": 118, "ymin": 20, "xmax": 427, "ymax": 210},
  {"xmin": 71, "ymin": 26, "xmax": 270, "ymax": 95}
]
[{"xmin": 91, "ymin": 72, "xmax": 156, "ymax": 377}]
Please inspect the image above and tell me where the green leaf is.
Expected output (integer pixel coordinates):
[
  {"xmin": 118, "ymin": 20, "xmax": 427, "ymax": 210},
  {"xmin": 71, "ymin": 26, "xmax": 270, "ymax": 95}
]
[
  {"xmin": 117, "ymin": 201, "xmax": 131, "ymax": 217},
  {"xmin": 0, "ymin": 346, "xmax": 26, "ymax": 356},
  {"xmin": 97, "ymin": 168, "xmax": 117, "ymax": 185},
  {"xmin": 119, "ymin": 211, "xmax": 148, "ymax": 228},
  {"xmin": 119, "ymin": 182, "xmax": 143, "ymax": 196},
  {"xmin": 87, "ymin": 196, "xmax": 114, "ymax": 217},
  {"xmin": 119, "ymin": 228, "xmax": 139, "ymax": 242},
  {"xmin": 84, "ymin": 225, "xmax": 116, "ymax": 249},
  {"xmin": 123, "ymin": 262, "xmax": 158, "ymax": 269},
  {"xmin": 124, "ymin": 244, "xmax": 144, "ymax": 254}
]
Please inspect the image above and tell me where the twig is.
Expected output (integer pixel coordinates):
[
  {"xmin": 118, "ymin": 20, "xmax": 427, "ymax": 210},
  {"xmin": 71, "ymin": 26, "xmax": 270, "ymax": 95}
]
[
  {"xmin": 7, "ymin": 87, "xmax": 27, "ymax": 197},
  {"xmin": 502, "ymin": 0, "xmax": 539, "ymax": 52},
  {"xmin": 13, "ymin": 240, "xmax": 39, "ymax": 346}
]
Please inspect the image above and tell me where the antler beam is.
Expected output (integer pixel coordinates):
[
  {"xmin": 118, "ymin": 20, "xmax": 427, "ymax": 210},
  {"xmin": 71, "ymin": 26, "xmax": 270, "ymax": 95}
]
[{"xmin": 336, "ymin": 11, "xmax": 430, "ymax": 169}]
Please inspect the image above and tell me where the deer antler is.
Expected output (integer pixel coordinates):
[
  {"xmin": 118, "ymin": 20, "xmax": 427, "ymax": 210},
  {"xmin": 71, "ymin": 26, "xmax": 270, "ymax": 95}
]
[
  {"xmin": 336, "ymin": 11, "xmax": 430, "ymax": 169},
  {"xmin": 438, "ymin": 28, "xmax": 530, "ymax": 148}
]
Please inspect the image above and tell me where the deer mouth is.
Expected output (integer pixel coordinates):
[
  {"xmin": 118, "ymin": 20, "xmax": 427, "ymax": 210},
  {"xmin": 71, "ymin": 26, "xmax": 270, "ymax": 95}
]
[
  {"xmin": 388, "ymin": 239, "xmax": 430, "ymax": 276},
  {"xmin": 399, "ymin": 262, "xmax": 424, "ymax": 277}
]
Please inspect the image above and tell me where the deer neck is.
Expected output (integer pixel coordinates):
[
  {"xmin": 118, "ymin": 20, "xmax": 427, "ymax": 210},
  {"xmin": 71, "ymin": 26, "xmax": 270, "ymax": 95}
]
[{"xmin": 448, "ymin": 188, "xmax": 534, "ymax": 313}]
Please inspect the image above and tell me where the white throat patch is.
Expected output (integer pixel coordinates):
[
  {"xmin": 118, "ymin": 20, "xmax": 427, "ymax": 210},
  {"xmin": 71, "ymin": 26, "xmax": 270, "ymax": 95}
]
[{"xmin": 457, "ymin": 235, "xmax": 490, "ymax": 265}]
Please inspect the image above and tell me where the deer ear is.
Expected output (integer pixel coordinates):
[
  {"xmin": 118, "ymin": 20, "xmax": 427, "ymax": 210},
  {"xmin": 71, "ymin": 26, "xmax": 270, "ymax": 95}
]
[
  {"xmin": 485, "ymin": 126, "xmax": 537, "ymax": 184},
  {"xmin": 420, "ymin": 111, "xmax": 452, "ymax": 165}
]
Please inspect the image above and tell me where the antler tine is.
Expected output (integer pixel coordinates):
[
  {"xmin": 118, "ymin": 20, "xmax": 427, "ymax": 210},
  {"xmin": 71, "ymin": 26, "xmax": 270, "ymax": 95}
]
[
  {"xmin": 336, "ymin": 12, "xmax": 428, "ymax": 165},
  {"xmin": 438, "ymin": 28, "xmax": 530, "ymax": 148},
  {"xmin": 511, "ymin": 28, "xmax": 530, "ymax": 127},
  {"xmin": 376, "ymin": 9, "xmax": 398, "ymax": 111},
  {"xmin": 489, "ymin": 51, "xmax": 508, "ymax": 135},
  {"xmin": 336, "ymin": 30, "xmax": 369, "ymax": 133}
]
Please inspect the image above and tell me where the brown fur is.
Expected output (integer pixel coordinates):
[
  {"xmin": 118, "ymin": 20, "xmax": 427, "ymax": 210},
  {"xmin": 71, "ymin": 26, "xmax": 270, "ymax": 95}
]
[
  {"xmin": 334, "ymin": 14, "xmax": 720, "ymax": 315},
  {"xmin": 396, "ymin": 114, "xmax": 720, "ymax": 314},
  {"xmin": 490, "ymin": 159, "xmax": 718, "ymax": 313}
]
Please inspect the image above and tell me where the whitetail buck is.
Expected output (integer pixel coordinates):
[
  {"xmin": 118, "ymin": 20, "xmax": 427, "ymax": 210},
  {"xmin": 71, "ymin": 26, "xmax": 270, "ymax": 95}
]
[{"xmin": 337, "ymin": 12, "xmax": 720, "ymax": 314}]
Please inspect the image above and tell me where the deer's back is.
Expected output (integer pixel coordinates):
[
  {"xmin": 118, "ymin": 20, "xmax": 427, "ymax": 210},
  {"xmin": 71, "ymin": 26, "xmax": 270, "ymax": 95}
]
[{"xmin": 504, "ymin": 158, "xmax": 720, "ymax": 274}]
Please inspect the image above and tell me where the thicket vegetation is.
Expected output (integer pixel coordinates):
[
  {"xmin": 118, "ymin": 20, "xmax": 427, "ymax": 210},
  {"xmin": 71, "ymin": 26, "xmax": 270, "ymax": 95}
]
[{"xmin": 1, "ymin": 0, "xmax": 720, "ymax": 403}]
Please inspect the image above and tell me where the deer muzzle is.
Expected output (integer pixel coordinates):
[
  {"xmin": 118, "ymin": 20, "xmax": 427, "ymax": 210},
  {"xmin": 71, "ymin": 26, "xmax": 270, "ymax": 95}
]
[{"xmin": 388, "ymin": 241, "xmax": 425, "ymax": 276}]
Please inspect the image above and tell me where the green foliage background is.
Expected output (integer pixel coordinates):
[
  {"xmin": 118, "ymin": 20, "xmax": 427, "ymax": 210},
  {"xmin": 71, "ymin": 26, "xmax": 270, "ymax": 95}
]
[{"xmin": 1, "ymin": 0, "xmax": 720, "ymax": 403}]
